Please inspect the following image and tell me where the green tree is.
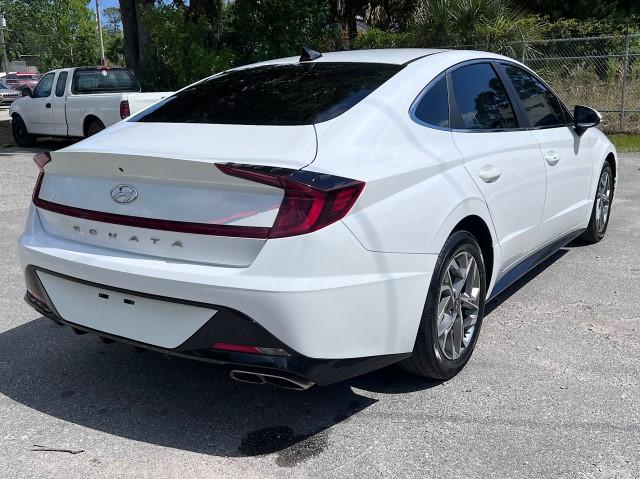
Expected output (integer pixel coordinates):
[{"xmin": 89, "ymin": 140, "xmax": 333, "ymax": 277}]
[
  {"xmin": 230, "ymin": 0, "xmax": 339, "ymax": 65},
  {"xmin": 2, "ymin": 0, "xmax": 100, "ymax": 71},
  {"xmin": 412, "ymin": 0, "xmax": 543, "ymax": 47}
]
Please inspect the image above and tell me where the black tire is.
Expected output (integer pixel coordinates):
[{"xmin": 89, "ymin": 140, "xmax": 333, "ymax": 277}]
[
  {"xmin": 86, "ymin": 119, "xmax": 105, "ymax": 137},
  {"xmin": 580, "ymin": 162, "xmax": 614, "ymax": 244},
  {"xmin": 11, "ymin": 115, "xmax": 36, "ymax": 147},
  {"xmin": 400, "ymin": 230, "xmax": 487, "ymax": 380}
]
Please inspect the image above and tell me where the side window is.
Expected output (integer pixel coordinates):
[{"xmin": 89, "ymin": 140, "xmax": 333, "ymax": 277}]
[
  {"xmin": 55, "ymin": 72, "xmax": 68, "ymax": 97},
  {"xmin": 449, "ymin": 63, "xmax": 518, "ymax": 130},
  {"xmin": 501, "ymin": 64, "xmax": 566, "ymax": 128},
  {"xmin": 413, "ymin": 74, "xmax": 449, "ymax": 128},
  {"xmin": 33, "ymin": 73, "xmax": 55, "ymax": 98}
]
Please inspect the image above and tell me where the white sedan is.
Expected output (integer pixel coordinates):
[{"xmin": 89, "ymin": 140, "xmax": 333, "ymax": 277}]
[{"xmin": 20, "ymin": 48, "xmax": 616, "ymax": 390}]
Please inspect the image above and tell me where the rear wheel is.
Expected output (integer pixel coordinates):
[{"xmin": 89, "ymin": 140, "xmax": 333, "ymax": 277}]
[
  {"xmin": 580, "ymin": 162, "xmax": 614, "ymax": 244},
  {"xmin": 12, "ymin": 116, "xmax": 36, "ymax": 147},
  {"xmin": 86, "ymin": 119, "xmax": 105, "ymax": 137},
  {"xmin": 400, "ymin": 231, "xmax": 486, "ymax": 380}
]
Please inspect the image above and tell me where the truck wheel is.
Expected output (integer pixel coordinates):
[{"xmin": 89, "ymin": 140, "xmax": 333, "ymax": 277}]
[
  {"xmin": 12, "ymin": 116, "xmax": 36, "ymax": 147},
  {"xmin": 86, "ymin": 119, "xmax": 105, "ymax": 137}
]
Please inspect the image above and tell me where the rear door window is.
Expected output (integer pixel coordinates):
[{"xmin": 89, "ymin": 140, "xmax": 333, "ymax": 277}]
[
  {"xmin": 413, "ymin": 74, "xmax": 449, "ymax": 128},
  {"xmin": 500, "ymin": 64, "xmax": 567, "ymax": 128},
  {"xmin": 133, "ymin": 62, "xmax": 404, "ymax": 125},
  {"xmin": 55, "ymin": 71, "xmax": 68, "ymax": 97},
  {"xmin": 449, "ymin": 63, "xmax": 518, "ymax": 130},
  {"xmin": 71, "ymin": 68, "xmax": 140, "ymax": 94}
]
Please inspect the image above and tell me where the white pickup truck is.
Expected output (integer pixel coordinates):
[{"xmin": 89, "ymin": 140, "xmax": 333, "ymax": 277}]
[{"xmin": 10, "ymin": 67, "xmax": 170, "ymax": 146}]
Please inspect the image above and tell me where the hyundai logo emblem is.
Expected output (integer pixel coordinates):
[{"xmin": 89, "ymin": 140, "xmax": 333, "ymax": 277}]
[{"xmin": 110, "ymin": 184, "xmax": 139, "ymax": 204}]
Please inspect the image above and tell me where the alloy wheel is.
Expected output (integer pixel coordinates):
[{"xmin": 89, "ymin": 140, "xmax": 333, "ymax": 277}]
[
  {"xmin": 595, "ymin": 169, "xmax": 612, "ymax": 233},
  {"xmin": 437, "ymin": 251, "xmax": 481, "ymax": 360}
]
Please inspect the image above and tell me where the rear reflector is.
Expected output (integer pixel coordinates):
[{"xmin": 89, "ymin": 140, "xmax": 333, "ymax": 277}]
[
  {"xmin": 216, "ymin": 164, "xmax": 365, "ymax": 238},
  {"xmin": 120, "ymin": 100, "xmax": 130, "ymax": 119},
  {"xmin": 212, "ymin": 342, "xmax": 290, "ymax": 356}
]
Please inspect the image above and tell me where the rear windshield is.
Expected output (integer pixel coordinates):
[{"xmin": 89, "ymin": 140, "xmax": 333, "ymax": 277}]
[
  {"xmin": 71, "ymin": 68, "xmax": 140, "ymax": 94},
  {"xmin": 132, "ymin": 62, "xmax": 403, "ymax": 125}
]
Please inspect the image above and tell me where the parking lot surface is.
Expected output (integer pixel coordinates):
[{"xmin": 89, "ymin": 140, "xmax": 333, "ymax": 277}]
[{"xmin": 0, "ymin": 138, "xmax": 638, "ymax": 478}]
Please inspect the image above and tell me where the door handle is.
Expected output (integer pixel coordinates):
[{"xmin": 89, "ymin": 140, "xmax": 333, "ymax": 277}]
[
  {"xmin": 544, "ymin": 150, "xmax": 560, "ymax": 166},
  {"xmin": 478, "ymin": 166, "xmax": 501, "ymax": 183},
  {"xmin": 45, "ymin": 103, "xmax": 51, "ymax": 109}
]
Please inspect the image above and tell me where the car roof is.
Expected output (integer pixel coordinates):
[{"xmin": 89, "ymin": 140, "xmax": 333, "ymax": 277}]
[{"xmin": 249, "ymin": 48, "xmax": 446, "ymax": 67}]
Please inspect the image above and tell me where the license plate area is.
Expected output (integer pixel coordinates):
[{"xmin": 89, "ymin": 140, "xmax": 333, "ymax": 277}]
[{"xmin": 37, "ymin": 271, "xmax": 216, "ymax": 349}]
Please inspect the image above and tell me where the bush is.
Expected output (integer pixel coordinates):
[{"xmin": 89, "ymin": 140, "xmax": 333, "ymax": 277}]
[{"xmin": 352, "ymin": 28, "xmax": 418, "ymax": 49}]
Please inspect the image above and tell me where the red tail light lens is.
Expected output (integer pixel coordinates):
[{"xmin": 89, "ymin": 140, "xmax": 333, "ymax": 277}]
[
  {"xmin": 32, "ymin": 152, "xmax": 51, "ymax": 202},
  {"xmin": 120, "ymin": 100, "xmax": 130, "ymax": 119},
  {"xmin": 33, "ymin": 152, "xmax": 51, "ymax": 171},
  {"xmin": 216, "ymin": 163, "xmax": 365, "ymax": 238}
]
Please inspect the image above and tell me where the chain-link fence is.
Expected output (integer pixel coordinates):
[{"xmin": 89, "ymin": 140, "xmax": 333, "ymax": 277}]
[{"xmin": 448, "ymin": 33, "xmax": 640, "ymax": 134}]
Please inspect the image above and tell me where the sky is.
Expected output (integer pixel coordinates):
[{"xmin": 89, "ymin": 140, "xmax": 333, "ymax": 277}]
[{"xmin": 96, "ymin": 0, "xmax": 120, "ymax": 10}]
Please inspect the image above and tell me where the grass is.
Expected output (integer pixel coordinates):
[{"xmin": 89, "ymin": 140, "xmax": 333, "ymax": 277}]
[{"xmin": 609, "ymin": 134, "xmax": 640, "ymax": 153}]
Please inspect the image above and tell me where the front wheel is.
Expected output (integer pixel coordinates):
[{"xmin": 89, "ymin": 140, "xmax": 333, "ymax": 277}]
[
  {"xmin": 580, "ymin": 162, "xmax": 614, "ymax": 244},
  {"xmin": 12, "ymin": 116, "xmax": 36, "ymax": 147},
  {"xmin": 400, "ymin": 231, "xmax": 486, "ymax": 380}
]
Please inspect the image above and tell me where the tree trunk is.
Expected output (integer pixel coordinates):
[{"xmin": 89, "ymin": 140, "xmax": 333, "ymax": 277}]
[
  {"xmin": 119, "ymin": 0, "xmax": 155, "ymax": 88},
  {"xmin": 188, "ymin": 0, "xmax": 222, "ymax": 46}
]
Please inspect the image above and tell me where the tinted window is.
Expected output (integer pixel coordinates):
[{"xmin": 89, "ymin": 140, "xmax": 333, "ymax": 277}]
[
  {"xmin": 71, "ymin": 68, "xmax": 140, "ymax": 94},
  {"xmin": 33, "ymin": 73, "xmax": 55, "ymax": 98},
  {"xmin": 450, "ymin": 63, "xmax": 518, "ymax": 130},
  {"xmin": 55, "ymin": 71, "xmax": 68, "ymax": 97},
  {"xmin": 502, "ymin": 65, "xmax": 566, "ymax": 128},
  {"xmin": 133, "ymin": 63, "xmax": 403, "ymax": 126},
  {"xmin": 414, "ymin": 75, "xmax": 449, "ymax": 128}
]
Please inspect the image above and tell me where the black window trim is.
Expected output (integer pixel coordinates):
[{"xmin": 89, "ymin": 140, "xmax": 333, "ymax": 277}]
[{"xmin": 409, "ymin": 57, "xmax": 574, "ymax": 133}]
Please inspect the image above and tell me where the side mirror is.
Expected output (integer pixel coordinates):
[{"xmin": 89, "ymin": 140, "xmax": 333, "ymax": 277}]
[{"xmin": 574, "ymin": 105, "xmax": 601, "ymax": 135}]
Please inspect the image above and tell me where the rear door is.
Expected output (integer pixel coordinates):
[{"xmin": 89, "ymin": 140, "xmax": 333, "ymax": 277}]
[
  {"xmin": 449, "ymin": 62, "xmax": 547, "ymax": 270},
  {"xmin": 52, "ymin": 70, "xmax": 69, "ymax": 136},
  {"xmin": 498, "ymin": 63, "xmax": 593, "ymax": 243},
  {"xmin": 25, "ymin": 71, "xmax": 56, "ymax": 135}
]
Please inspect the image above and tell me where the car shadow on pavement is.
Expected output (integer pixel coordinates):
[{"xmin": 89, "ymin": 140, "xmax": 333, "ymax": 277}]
[{"xmin": 0, "ymin": 317, "xmax": 439, "ymax": 461}]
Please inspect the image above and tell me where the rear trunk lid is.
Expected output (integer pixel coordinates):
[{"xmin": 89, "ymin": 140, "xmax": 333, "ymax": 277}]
[{"xmin": 36, "ymin": 122, "xmax": 317, "ymax": 266}]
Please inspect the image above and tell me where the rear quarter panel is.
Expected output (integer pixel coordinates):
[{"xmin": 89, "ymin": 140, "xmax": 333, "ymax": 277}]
[{"xmin": 313, "ymin": 53, "xmax": 499, "ymax": 258}]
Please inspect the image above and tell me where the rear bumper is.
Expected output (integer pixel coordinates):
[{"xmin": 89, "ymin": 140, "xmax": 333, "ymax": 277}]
[
  {"xmin": 20, "ymin": 204, "xmax": 435, "ymax": 364},
  {"xmin": 24, "ymin": 267, "xmax": 409, "ymax": 386}
]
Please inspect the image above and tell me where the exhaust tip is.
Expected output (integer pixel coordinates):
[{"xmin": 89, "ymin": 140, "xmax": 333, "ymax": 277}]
[{"xmin": 230, "ymin": 370, "xmax": 313, "ymax": 391}]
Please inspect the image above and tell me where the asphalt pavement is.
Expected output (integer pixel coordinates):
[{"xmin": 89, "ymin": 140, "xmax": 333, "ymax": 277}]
[{"xmin": 0, "ymin": 132, "xmax": 638, "ymax": 478}]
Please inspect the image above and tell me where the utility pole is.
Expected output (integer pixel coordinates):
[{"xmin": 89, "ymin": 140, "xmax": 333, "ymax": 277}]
[
  {"xmin": 0, "ymin": 12, "xmax": 9, "ymax": 75},
  {"xmin": 95, "ymin": 0, "xmax": 106, "ymax": 66}
]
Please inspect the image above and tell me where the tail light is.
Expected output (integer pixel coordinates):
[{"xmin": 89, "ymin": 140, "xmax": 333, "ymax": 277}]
[
  {"xmin": 32, "ymin": 152, "xmax": 51, "ymax": 202},
  {"xmin": 34, "ymin": 152, "xmax": 51, "ymax": 171},
  {"xmin": 216, "ymin": 163, "xmax": 365, "ymax": 238},
  {"xmin": 119, "ymin": 100, "xmax": 130, "ymax": 119}
]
